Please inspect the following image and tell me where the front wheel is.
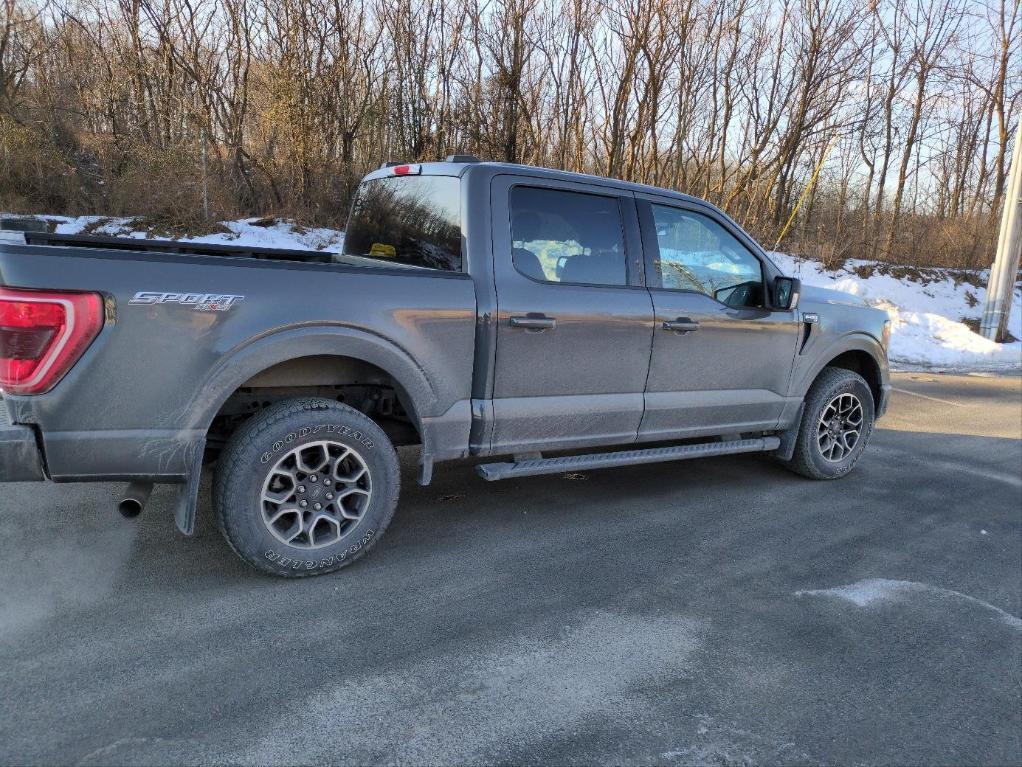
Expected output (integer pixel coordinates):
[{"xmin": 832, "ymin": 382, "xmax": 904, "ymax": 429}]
[
  {"xmin": 213, "ymin": 398, "xmax": 400, "ymax": 577},
  {"xmin": 781, "ymin": 367, "xmax": 875, "ymax": 480}
]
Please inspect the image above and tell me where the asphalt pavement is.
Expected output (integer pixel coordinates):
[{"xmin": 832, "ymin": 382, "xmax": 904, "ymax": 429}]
[{"xmin": 1, "ymin": 372, "xmax": 1020, "ymax": 765}]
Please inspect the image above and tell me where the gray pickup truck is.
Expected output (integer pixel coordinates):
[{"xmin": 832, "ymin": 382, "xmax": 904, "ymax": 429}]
[{"xmin": 0, "ymin": 158, "xmax": 891, "ymax": 577}]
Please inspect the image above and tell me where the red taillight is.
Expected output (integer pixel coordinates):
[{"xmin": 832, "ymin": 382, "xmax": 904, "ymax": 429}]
[
  {"xmin": 0, "ymin": 287, "xmax": 103, "ymax": 394},
  {"xmin": 391, "ymin": 164, "xmax": 421, "ymax": 176}
]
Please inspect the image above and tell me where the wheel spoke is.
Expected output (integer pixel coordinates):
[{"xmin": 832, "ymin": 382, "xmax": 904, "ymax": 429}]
[
  {"xmin": 842, "ymin": 430, "xmax": 858, "ymax": 452},
  {"xmin": 305, "ymin": 512, "xmax": 340, "ymax": 547},
  {"xmin": 262, "ymin": 485, "xmax": 294, "ymax": 504},
  {"xmin": 335, "ymin": 486, "xmax": 369, "ymax": 499},
  {"xmin": 296, "ymin": 444, "xmax": 330, "ymax": 474},
  {"xmin": 272, "ymin": 465, "xmax": 298, "ymax": 482},
  {"xmin": 282, "ymin": 518, "xmax": 304, "ymax": 543},
  {"xmin": 335, "ymin": 487, "xmax": 370, "ymax": 520},
  {"xmin": 335, "ymin": 464, "xmax": 367, "ymax": 484},
  {"xmin": 329, "ymin": 447, "xmax": 352, "ymax": 475},
  {"xmin": 838, "ymin": 433, "xmax": 851, "ymax": 455},
  {"xmin": 267, "ymin": 506, "xmax": 298, "ymax": 525}
]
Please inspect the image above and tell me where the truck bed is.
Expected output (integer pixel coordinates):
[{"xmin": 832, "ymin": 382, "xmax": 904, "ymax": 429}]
[
  {"xmin": 0, "ymin": 235, "xmax": 478, "ymax": 481},
  {"xmin": 19, "ymin": 231, "xmax": 341, "ymax": 264}
]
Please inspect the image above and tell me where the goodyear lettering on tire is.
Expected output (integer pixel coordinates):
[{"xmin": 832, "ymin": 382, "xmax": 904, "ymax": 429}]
[{"xmin": 261, "ymin": 424, "xmax": 375, "ymax": 464}]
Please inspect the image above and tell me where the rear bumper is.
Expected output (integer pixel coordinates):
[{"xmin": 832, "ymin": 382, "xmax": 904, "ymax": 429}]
[{"xmin": 0, "ymin": 407, "xmax": 45, "ymax": 482}]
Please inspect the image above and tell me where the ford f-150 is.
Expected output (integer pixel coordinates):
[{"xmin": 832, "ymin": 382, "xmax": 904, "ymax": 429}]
[{"xmin": 0, "ymin": 158, "xmax": 891, "ymax": 576}]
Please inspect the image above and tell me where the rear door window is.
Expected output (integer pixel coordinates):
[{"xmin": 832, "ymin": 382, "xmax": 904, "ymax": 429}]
[
  {"xmin": 509, "ymin": 186, "xmax": 628, "ymax": 286},
  {"xmin": 343, "ymin": 176, "xmax": 462, "ymax": 271}
]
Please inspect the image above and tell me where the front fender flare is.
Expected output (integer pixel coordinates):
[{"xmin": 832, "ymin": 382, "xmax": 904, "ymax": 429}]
[{"xmin": 791, "ymin": 331, "xmax": 888, "ymax": 399}]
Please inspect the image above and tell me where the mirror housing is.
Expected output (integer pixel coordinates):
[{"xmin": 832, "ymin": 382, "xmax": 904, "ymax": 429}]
[{"xmin": 773, "ymin": 276, "xmax": 800, "ymax": 311}]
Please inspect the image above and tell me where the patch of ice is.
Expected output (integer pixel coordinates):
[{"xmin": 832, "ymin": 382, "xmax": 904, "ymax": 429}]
[{"xmin": 795, "ymin": 578, "xmax": 1022, "ymax": 629}]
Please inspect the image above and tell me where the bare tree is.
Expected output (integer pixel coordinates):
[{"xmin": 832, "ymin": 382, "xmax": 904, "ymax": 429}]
[{"xmin": 0, "ymin": 0, "xmax": 1016, "ymax": 269}]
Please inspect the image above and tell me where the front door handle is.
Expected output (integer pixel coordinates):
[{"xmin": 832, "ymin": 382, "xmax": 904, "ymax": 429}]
[
  {"xmin": 663, "ymin": 317, "xmax": 700, "ymax": 333},
  {"xmin": 510, "ymin": 314, "xmax": 556, "ymax": 331}
]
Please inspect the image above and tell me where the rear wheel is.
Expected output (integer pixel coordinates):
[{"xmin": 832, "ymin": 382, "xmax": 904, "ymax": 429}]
[
  {"xmin": 213, "ymin": 398, "xmax": 400, "ymax": 577},
  {"xmin": 781, "ymin": 367, "xmax": 875, "ymax": 480}
]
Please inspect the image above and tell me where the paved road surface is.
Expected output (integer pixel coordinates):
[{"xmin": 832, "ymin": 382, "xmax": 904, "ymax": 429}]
[{"xmin": 1, "ymin": 372, "xmax": 1019, "ymax": 765}]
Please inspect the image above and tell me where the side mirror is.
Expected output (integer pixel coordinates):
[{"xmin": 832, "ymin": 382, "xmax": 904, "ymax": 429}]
[{"xmin": 773, "ymin": 276, "xmax": 800, "ymax": 311}]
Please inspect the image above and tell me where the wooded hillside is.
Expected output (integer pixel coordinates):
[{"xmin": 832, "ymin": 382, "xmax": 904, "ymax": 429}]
[{"xmin": 1, "ymin": 0, "xmax": 1018, "ymax": 268}]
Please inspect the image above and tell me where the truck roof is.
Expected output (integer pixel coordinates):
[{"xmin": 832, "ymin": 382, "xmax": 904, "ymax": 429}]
[{"xmin": 362, "ymin": 160, "xmax": 709, "ymax": 208}]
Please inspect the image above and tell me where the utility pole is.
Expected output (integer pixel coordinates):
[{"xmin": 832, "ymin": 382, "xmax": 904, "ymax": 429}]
[{"xmin": 980, "ymin": 118, "xmax": 1022, "ymax": 342}]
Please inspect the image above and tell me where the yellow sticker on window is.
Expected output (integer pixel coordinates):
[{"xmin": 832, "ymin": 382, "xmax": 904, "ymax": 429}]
[{"xmin": 369, "ymin": 243, "xmax": 397, "ymax": 258}]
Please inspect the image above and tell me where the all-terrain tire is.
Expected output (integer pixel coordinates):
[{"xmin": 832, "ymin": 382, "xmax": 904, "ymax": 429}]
[
  {"xmin": 213, "ymin": 398, "xmax": 400, "ymax": 577},
  {"xmin": 781, "ymin": 367, "xmax": 875, "ymax": 480}
]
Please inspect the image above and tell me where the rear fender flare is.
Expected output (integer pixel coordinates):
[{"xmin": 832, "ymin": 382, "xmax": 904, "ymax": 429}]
[
  {"xmin": 171, "ymin": 325, "xmax": 438, "ymax": 536},
  {"xmin": 187, "ymin": 325, "xmax": 437, "ymax": 435}
]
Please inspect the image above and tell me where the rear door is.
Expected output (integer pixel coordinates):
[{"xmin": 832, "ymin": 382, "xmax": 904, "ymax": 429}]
[
  {"xmin": 488, "ymin": 175, "xmax": 654, "ymax": 454},
  {"xmin": 637, "ymin": 197, "xmax": 800, "ymax": 441}
]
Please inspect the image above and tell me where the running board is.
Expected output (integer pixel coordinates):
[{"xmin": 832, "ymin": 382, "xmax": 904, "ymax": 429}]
[{"xmin": 476, "ymin": 436, "xmax": 781, "ymax": 481}]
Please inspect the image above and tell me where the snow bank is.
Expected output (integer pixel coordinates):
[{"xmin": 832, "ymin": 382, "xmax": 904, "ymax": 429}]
[
  {"xmin": 8, "ymin": 214, "xmax": 1020, "ymax": 372},
  {"xmin": 770, "ymin": 252, "xmax": 1022, "ymax": 372},
  {"xmin": 39, "ymin": 214, "xmax": 346, "ymax": 252}
]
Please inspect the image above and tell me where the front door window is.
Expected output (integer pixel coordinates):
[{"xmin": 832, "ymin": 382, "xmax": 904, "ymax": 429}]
[{"xmin": 650, "ymin": 205, "xmax": 763, "ymax": 308}]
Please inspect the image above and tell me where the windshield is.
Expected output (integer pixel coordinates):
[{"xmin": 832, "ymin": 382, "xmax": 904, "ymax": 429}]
[{"xmin": 342, "ymin": 175, "xmax": 462, "ymax": 271}]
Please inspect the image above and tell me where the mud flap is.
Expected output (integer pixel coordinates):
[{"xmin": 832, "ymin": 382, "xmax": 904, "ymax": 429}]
[
  {"xmin": 770, "ymin": 403, "xmax": 805, "ymax": 462},
  {"xmin": 418, "ymin": 452, "xmax": 434, "ymax": 486},
  {"xmin": 173, "ymin": 438, "xmax": 205, "ymax": 535}
]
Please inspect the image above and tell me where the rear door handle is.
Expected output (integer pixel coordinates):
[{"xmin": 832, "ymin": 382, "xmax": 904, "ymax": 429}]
[
  {"xmin": 510, "ymin": 315, "xmax": 556, "ymax": 330},
  {"xmin": 663, "ymin": 317, "xmax": 700, "ymax": 333}
]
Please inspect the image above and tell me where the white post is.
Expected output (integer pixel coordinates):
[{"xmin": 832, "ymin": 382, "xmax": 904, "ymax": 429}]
[
  {"xmin": 200, "ymin": 126, "xmax": 210, "ymax": 223},
  {"xmin": 981, "ymin": 118, "xmax": 1022, "ymax": 342}
]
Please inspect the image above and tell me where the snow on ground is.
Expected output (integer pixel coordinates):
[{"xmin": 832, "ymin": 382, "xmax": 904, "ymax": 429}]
[
  {"xmin": 770, "ymin": 252, "xmax": 1021, "ymax": 372},
  {"xmin": 40, "ymin": 214, "xmax": 346, "ymax": 252},
  {"xmin": 7, "ymin": 214, "xmax": 1021, "ymax": 372}
]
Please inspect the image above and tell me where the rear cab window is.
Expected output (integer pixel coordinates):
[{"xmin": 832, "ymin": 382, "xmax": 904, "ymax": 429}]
[{"xmin": 342, "ymin": 175, "xmax": 462, "ymax": 271}]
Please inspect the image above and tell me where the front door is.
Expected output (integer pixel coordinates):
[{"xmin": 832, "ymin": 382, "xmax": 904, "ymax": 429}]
[
  {"xmin": 488, "ymin": 176, "xmax": 654, "ymax": 454},
  {"xmin": 636, "ymin": 198, "xmax": 800, "ymax": 441}
]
